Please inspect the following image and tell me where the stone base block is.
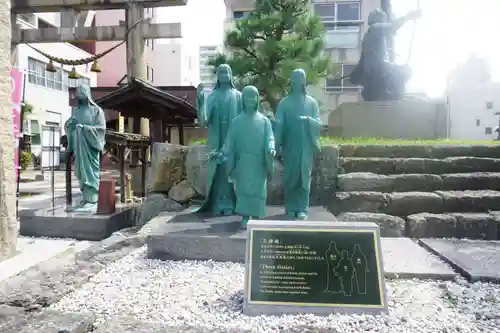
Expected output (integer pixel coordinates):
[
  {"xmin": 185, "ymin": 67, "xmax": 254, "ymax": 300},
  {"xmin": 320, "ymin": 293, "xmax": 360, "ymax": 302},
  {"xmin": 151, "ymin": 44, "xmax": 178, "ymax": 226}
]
[
  {"xmin": 146, "ymin": 207, "xmax": 456, "ymax": 280},
  {"xmin": 20, "ymin": 204, "xmax": 138, "ymax": 241},
  {"xmin": 420, "ymin": 238, "xmax": 500, "ymax": 282},
  {"xmin": 147, "ymin": 205, "xmax": 336, "ymax": 262}
]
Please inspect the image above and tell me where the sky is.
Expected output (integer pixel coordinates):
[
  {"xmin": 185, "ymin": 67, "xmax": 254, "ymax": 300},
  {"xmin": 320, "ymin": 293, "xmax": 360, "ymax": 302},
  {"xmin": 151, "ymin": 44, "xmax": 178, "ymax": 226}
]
[
  {"xmin": 159, "ymin": 0, "xmax": 500, "ymax": 98},
  {"xmin": 393, "ymin": 0, "xmax": 500, "ymax": 97}
]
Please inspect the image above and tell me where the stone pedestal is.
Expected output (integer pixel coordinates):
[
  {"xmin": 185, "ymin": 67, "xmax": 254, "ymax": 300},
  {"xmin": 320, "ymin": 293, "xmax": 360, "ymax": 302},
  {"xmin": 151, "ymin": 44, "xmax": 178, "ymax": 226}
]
[
  {"xmin": 20, "ymin": 204, "xmax": 138, "ymax": 241},
  {"xmin": 146, "ymin": 142, "xmax": 188, "ymax": 195},
  {"xmin": 311, "ymin": 145, "xmax": 339, "ymax": 205},
  {"xmin": 97, "ymin": 179, "xmax": 116, "ymax": 215},
  {"xmin": 327, "ymin": 100, "xmax": 448, "ymax": 139}
]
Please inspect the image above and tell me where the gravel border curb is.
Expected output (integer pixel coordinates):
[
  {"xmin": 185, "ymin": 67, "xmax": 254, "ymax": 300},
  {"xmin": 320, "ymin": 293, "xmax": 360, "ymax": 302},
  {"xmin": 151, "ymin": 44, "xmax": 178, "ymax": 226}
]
[{"xmin": 0, "ymin": 227, "xmax": 145, "ymax": 312}]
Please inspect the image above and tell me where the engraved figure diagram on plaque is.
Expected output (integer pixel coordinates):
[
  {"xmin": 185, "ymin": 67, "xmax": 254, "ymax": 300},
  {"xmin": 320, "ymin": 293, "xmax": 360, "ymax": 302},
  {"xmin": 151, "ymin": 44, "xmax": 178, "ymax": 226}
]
[{"xmin": 243, "ymin": 221, "xmax": 387, "ymax": 316}]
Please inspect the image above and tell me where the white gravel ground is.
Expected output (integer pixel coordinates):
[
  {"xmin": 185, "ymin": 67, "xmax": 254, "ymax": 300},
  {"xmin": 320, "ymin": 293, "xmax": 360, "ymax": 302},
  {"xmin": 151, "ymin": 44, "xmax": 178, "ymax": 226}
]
[{"xmin": 51, "ymin": 246, "xmax": 500, "ymax": 333}]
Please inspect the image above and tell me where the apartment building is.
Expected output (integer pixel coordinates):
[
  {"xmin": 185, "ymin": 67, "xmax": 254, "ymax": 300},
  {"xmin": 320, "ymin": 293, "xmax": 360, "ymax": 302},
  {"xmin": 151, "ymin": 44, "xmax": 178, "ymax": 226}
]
[
  {"xmin": 223, "ymin": 0, "xmax": 380, "ymax": 122},
  {"xmin": 151, "ymin": 41, "xmax": 200, "ymax": 86},
  {"xmin": 199, "ymin": 45, "xmax": 223, "ymax": 91},
  {"xmin": 13, "ymin": 12, "xmax": 97, "ymax": 161},
  {"xmin": 94, "ymin": 8, "xmax": 159, "ymax": 86}
]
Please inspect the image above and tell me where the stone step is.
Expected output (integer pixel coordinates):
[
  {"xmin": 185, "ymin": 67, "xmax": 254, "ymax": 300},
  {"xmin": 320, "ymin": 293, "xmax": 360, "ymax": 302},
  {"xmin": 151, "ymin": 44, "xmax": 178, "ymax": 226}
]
[
  {"xmin": 330, "ymin": 190, "xmax": 500, "ymax": 216},
  {"xmin": 337, "ymin": 172, "xmax": 500, "ymax": 192},
  {"xmin": 339, "ymin": 157, "xmax": 500, "ymax": 174},
  {"xmin": 336, "ymin": 211, "xmax": 500, "ymax": 240},
  {"xmin": 338, "ymin": 144, "xmax": 500, "ymax": 158}
]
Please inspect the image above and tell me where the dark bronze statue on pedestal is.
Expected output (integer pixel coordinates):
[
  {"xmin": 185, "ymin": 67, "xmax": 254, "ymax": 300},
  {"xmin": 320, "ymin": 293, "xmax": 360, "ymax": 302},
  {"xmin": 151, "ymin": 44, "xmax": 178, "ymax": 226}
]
[{"xmin": 348, "ymin": 8, "xmax": 422, "ymax": 101}]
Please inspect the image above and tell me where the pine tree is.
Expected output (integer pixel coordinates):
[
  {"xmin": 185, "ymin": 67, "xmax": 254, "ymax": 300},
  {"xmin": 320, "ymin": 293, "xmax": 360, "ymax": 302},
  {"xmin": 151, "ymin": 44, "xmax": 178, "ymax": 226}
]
[{"xmin": 209, "ymin": 0, "xmax": 334, "ymax": 113}]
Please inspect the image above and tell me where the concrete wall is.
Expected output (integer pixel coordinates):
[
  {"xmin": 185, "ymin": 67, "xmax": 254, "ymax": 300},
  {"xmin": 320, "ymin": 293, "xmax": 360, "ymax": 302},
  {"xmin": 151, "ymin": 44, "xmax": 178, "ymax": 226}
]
[
  {"xmin": 327, "ymin": 99, "xmax": 449, "ymax": 139},
  {"xmin": 152, "ymin": 42, "xmax": 199, "ymax": 86},
  {"xmin": 1, "ymin": 0, "xmax": 17, "ymax": 260}
]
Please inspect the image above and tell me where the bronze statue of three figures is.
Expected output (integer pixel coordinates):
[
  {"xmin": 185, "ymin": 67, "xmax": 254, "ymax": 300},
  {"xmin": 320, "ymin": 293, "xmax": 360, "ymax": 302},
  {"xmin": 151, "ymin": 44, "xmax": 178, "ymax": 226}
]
[{"xmin": 196, "ymin": 67, "xmax": 321, "ymax": 228}]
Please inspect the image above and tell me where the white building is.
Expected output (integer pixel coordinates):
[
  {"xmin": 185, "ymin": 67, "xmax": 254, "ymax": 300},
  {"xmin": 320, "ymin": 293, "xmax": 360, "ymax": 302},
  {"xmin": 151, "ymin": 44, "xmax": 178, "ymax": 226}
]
[
  {"xmin": 199, "ymin": 45, "xmax": 223, "ymax": 91},
  {"xmin": 13, "ymin": 13, "xmax": 97, "ymax": 160},
  {"xmin": 151, "ymin": 41, "xmax": 199, "ymax": 86},
  {"xmin": 153, "ymin": 0, "xmax": 205, "ymax": 87},
  {"xmin": 446, "ymin": 57, "xmax": 500, "ymax": 141},
  {"xmin": 223, "ymin": 0, "xmax": 379, "ymax": 122}
]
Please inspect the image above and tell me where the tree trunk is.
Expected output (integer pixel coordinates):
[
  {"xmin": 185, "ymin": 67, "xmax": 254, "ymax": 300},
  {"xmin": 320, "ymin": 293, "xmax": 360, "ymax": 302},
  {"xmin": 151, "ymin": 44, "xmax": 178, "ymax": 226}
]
[
  {"xmin": 1, "ymin": 3, "xmax": 18, "ymax": 261},
  {"xmin": 268, "ymin": 97, "xmax": 280, "ymax": 115}
]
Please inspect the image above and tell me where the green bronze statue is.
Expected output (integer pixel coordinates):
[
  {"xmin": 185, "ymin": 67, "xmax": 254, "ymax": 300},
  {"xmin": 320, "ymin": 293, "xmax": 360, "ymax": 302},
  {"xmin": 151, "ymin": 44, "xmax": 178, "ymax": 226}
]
[
  {"xmin": 196, "ymin": 64, "xmax": 242, "ymax": 215},
  {"xmin": 219, "ymin": 85, "xmax": 275, "ymax": 228},
  {"xmin": 275, "ymin": 69, "xmax": 322, "ymax": 220},
  {"xmin": 65, "ymin": 84, "xmax": 106, "ymax": 212}
]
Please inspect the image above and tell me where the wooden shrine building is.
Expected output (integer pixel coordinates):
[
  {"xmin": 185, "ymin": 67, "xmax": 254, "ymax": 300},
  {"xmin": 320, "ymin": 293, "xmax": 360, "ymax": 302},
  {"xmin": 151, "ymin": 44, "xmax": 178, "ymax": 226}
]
[{"xmin": 68, "ymin": 78, "xmax": 198, "ymax": 145}]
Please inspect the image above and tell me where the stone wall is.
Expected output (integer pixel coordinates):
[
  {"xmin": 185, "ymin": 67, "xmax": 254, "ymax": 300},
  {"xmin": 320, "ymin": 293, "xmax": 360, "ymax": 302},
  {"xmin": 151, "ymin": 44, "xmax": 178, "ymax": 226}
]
[
  {"xmin": 0, "ymin": 1, "xmax": 17, "ymax": 261},
  {"xmin": 185, "ymin": 144, "xmax": 339, "ymax": 205}
]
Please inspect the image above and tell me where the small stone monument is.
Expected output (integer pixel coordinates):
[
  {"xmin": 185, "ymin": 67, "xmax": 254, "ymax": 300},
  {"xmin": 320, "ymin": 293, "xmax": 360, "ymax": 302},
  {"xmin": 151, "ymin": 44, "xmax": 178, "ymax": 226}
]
[{"xmin": 243, "ymin": 220, "xmax": 387, "ymax": 316}]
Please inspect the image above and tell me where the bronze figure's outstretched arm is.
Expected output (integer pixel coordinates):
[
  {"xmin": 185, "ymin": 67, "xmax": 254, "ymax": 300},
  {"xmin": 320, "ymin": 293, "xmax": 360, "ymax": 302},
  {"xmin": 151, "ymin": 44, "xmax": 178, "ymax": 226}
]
[{"xmin": 375, "ymin": 8, "xmax": 422, "ymax": 36}]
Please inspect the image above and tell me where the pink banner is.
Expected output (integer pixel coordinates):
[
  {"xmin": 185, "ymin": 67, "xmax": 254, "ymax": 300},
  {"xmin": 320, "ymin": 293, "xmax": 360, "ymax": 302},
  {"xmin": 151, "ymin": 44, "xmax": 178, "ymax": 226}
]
[{"xmin": 11, "ymin": 68, "xmax": 23, "ymax": 179}]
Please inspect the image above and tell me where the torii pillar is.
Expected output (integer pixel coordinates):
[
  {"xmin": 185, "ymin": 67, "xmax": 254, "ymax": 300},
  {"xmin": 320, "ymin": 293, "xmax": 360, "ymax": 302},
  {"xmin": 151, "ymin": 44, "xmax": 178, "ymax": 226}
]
[{"xmin": 126, "ymin": 3, "xmax": 149, "ymax": 164}]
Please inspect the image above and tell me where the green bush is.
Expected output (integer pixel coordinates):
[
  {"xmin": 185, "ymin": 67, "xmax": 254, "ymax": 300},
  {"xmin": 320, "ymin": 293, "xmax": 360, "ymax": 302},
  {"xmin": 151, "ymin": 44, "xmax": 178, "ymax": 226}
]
[
  {"xmin": 20, "ymin": 151, "xmax": 31, "ymax": 171},
  {"xmin": 190, "ymin": 138, "xmax": 207, "ymax": 145}
]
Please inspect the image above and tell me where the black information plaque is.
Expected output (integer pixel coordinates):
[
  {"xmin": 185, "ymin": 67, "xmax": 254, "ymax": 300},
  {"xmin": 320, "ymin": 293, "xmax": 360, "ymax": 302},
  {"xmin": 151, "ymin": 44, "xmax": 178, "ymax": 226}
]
[{"xmin": 244, "ymin": 222, "xmax": 386, "ymax": 315}]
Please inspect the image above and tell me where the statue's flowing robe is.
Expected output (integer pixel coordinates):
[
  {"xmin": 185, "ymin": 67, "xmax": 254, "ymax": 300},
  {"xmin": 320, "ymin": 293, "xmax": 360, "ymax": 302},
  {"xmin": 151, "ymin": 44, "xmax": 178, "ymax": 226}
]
[
  {"xmin": 198, "ymin": 88, "xmax": 242, "ymax": 214},
  {"xmin": 275, "ymin": 94, "xmax": 322, "ymax": 214},
  {"xmin": 350, "ymin": 23, "xmax": 389, "ymax": 86},
  {"xmin": 66, "ymin": 103, "xmax": 106, "ymax": 204},
  {"xmin": 224, "ymin": 112, "xmax": 275, "ymax": 218}
]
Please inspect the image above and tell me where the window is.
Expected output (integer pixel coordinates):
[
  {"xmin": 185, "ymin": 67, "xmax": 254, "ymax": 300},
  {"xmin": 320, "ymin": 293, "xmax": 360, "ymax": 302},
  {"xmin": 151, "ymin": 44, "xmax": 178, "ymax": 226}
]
[
  {"xmin": 326, "ymin": 64, "xmax": 358, "ymax": 92},
  {"xmin": 18, "ymin": 13, "xmax": 37, "ymax": 26},
  {"xmin": 27, "ymin": 57, "xmax": 40, "ymax": 85},
  {"xmin": 313, "ymin": 4, "xmax": 335, "ymax": 19},
  {"xmin": 146, "ymin": 65, "xmax": 150, "ymax": 81},
  {"xmin": 315, "ymin": 2, "xmax": 361, "ymax": 49},
  {"xmin": 336, "ymin": 2, "xmax": 360, "ymax": 21},
  {"xmin": 487, "ymin": 101, "xmax": 493, "ymax": 109},
  {"xmin": 485, "ymin": 127, "xmax": 493, "ymax": 135},
  {"xmin": 476, "ymin": 119, "xmax": 481, "ymax": 126},
  {"xmin": 233, "ymin": 11, "xmax": 249, "ymax": 19},
  {"xmin": 67, "ymin": 76, "xmax": 90, "ymax": 89},
  {"xmin": 324, "ymin": 23, "xmax": 360, "ymax": 49},
  {"xmin": 314, "ymin": 2, "xmax": 360, "ymax": 21},
  {"xmin": 30, "ymin": 120, "xmax": 41, "ymax": 145},
  {"xmin": 150, "ymin": 68, "xmax": 154, "ymax": 83},
  {"xmin": 27, "ymin": 57, "xmax": 89, "ymax": 91}
]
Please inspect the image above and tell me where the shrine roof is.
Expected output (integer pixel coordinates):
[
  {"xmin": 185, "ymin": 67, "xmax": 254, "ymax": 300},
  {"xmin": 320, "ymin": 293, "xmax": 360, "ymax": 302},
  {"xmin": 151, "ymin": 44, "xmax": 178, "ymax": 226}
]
[{"xmin": 90, "ymin": 77, "xmax": 197, "ymax": 122}]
